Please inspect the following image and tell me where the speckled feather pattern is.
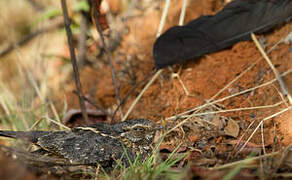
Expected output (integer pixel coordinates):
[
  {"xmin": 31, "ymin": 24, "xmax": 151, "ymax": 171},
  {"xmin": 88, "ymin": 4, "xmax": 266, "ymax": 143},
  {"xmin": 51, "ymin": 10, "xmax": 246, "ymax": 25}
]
[{"xmin": 0, "ymin": 119, "xmax": 159, "ymax": 170}]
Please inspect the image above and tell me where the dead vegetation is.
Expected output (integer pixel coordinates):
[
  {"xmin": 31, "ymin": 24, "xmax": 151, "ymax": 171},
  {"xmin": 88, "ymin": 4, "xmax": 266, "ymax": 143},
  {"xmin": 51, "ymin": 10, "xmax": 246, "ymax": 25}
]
[{"xmin": 0, "ymin": 0, "xmax": 291, "ymax": 179}]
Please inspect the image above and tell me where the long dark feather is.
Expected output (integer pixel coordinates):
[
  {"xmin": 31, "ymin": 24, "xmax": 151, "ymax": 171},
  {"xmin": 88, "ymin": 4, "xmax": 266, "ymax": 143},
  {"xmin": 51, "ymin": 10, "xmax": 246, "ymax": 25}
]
[
  {"xmin": 0, "ymin": 130, "xmax": 49, "ymax": 143},
  {"xmin": 153, "ymin": 0, "xmax": 292, "ymax": 69}
]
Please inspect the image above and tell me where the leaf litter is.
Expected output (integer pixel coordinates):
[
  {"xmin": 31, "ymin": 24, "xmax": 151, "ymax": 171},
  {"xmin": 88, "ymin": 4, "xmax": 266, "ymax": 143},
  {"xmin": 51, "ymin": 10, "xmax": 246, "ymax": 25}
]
[
  {"xmin": 72, "ymin": 0, "xmax": 292, "ymax": 178},
  {"xmin": 0, "ymin": 0, "xmax": 292, "ymax": 179}
]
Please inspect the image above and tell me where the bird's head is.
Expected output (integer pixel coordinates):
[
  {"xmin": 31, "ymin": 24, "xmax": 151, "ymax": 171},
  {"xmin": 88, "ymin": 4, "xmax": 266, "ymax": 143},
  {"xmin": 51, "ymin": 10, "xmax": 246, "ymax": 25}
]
[{"xmin": 113, "ymin": 119, "xmax": 162, "ymax": 155}]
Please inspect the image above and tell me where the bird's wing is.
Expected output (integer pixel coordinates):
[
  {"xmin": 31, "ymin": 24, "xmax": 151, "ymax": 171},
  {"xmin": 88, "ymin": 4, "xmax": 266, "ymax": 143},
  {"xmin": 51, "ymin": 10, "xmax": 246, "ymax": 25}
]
[{"xmin": 37, "ymin": 131, "xmax": 136, "ymax": 167}]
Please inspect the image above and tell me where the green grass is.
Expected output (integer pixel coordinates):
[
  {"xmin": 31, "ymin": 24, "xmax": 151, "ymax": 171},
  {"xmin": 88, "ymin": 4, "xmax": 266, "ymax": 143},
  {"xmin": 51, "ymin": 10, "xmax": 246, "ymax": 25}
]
[
  {"xmin": 98, "ymin": 146, "xmax": 186, "ymax": 180},
  {"xmin": 0, "ymin": 63, "xmax": 188, "ymax": 179},
  {"xmin": 0, "ymin": 55, "xmax": 63, "ymax": 132},
  {"xmin": 121, "ymin": 152, "xmax": 185, "ymax": 179}
]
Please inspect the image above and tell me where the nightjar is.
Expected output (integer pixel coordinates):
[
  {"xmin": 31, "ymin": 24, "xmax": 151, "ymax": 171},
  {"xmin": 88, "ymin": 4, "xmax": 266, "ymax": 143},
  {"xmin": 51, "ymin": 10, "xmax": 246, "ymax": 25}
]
[{"xmin": 0, "ymin": 119, "xmax": 161, "ymax": 171}]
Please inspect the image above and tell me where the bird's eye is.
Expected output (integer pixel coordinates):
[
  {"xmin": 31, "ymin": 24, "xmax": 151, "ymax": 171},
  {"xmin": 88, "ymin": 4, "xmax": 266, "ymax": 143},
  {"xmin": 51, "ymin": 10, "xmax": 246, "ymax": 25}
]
[{"xmin": 133, "ymin": 127, "xmax": 144, "ymax": 131}]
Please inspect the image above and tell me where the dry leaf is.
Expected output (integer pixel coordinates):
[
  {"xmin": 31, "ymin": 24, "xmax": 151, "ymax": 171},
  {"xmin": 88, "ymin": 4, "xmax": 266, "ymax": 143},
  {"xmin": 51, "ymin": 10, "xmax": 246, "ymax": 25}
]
[{"xmin": 224, "ymin": 118, "xmax": 239, "ymax": 137}]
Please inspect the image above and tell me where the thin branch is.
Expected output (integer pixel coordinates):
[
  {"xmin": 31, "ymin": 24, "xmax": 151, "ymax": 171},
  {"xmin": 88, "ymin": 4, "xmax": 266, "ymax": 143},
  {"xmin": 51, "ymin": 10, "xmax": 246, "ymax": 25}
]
[
  {"xmin": 90, "ymin": 0, "xmax": 122, "ymax": 122},
  {"xmin": 0, "ymin": 31, "xmax": 42, "ymax": 57},
  {"xmin": 61, "ymin": 0, "xmax": 89, "ymax": 123},
  {"xmin": 72, "ymin": 90, "xmax": 109, "ymax": 116},
  {"xmin": 77, "ymin": 12, "xmax": 88, "ymax": 67},
  {"xmin": 0, "ymin": 18, "xmax": 63, "ymax": 58},
  {"xmin": 83, "ymin": 96, "xmax": 109, "ymax": 115}
]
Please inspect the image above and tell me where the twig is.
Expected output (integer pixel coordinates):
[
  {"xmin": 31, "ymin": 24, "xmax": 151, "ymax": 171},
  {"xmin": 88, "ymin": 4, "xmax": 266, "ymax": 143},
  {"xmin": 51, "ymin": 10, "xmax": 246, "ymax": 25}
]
[
  {"xmin": 46, "ymin": 116, "xmax": 71, "ymax": 131},
  {"xmin": 179, "ymin": 101, "xmax": 283, "ymax": 119},
  {"xmin": 166, "ymin": 69, "xmax": 292, "ymax": 120},
  {"xmin": 170, "ymin": 0, "xmax": 193, "ymax": 96},
  {"xmin": 156, "ymin": 0, "xmax": 171, "ymax": 38},
  {"xmin": 179, "ymin": 0, "xmax": 188, "ymax": 26},
  {"xmin": 251, "ymin": 33, "xmax": 292, "ymax": 104},
  {"xmin": 164, "ymin": 70, "xmax": 292, "ymax": 136},
  {"xmin": 90, "ymin": 0, "xmax": 122, "ymax": 122},
  {"xmin": 0, "ymin": 18, "xmax": 63, "ymax": 58},
  {"xmin": 285, "ymin": 30, "xmax": 292, "ymax": 44},
  {"xmin": 0, "ymin": 31, "xmax": 42, "ymax": 57},
  {"xmin": 77, "ymin": 12, "xmax": 89, "ymax": 67},
  {"xmin": 61, "ymin": 0, "xmax": 89, "ymax": 123},
  {"xmin": 165, "ymin": 0, "xmax": 192, "ymax": 98},
  {"xmin": 260, "ymin": 121, "xmax": 266, "ymax": 154},
  {"xmin": 236, "ymin": 106, "xmax": 292, "ymax": 155},
  {"xmin": 122, "ymin": 69, "xmax": 162, "ymax": 121},
  {"xmin": 166, "ymin": 38, "xmax": 284, "ymax": 120},
  {"xmin": 230, "ymin": 119, "xmax": 257, "ymax": 158},
  {"xmin": 210, "ymin": 151, "xmax": 279, "ymax": 170},
  {"xmin": 72, "ymin": 90, "xmax": 109, "ymax": 116},
  {"xmin": 83, "ymin": 97, "xmax": 107, "ymax": 114}
]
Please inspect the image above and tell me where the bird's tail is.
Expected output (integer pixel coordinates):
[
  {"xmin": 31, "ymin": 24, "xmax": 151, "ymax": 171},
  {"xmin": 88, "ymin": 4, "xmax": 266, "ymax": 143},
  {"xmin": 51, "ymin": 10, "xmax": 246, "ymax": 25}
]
[
  {"xmin": 0, "ymin": 130, "xmax": 24, "ymax": 138},
  {"xmin": 0, "ymin": 130, "xmax": 48, "ymax": 143}
]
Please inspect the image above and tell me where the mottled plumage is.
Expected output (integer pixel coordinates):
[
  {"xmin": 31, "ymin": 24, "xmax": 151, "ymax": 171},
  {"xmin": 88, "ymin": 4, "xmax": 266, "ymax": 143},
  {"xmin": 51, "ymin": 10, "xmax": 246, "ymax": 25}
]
[{"xmin": 0, "ymin": 119, "xmax": 161, "ymax": 170}]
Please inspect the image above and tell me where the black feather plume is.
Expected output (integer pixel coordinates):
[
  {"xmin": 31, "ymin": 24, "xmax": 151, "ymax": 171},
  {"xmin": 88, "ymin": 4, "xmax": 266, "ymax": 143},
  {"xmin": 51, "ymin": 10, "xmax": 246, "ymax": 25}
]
[{"xmin": 153, "ymin": 0, "xmax": 292, "ymax": 69}]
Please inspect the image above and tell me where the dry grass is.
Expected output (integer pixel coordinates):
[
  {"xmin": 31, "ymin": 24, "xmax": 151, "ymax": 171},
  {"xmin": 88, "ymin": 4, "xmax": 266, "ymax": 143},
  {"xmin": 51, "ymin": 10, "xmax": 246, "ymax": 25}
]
[{"xmin": 0, "ymin": 0, "xmax": 291, "ymax": 179}]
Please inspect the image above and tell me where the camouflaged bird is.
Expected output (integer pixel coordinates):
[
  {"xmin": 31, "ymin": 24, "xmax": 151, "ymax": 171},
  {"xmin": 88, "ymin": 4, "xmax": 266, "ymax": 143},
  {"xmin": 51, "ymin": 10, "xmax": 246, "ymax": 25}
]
[{"xmin": 0, "ymin": 119, "xmax": 161, "ymax": 171}]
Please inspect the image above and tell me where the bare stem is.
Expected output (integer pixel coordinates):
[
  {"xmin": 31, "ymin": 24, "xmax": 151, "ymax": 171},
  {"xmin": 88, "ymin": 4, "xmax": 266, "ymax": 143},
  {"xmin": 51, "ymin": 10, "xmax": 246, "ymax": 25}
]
[
  {"xmin": 77, "ymin": 12, "xmax": 88, "ymax": 67},
  {"xmin": 90, "ymin": 0, "xmax": 122, "ymax": 122},
  {"xmin": 61, "ymin": 0, "xmax": 89, "ymax": 123}
]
